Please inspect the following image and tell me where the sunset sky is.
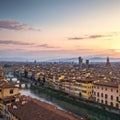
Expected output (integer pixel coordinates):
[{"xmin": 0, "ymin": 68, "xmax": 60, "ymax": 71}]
[{"xmin": 0, "ymin": 0, "xmax": 120, "ymax": 61}]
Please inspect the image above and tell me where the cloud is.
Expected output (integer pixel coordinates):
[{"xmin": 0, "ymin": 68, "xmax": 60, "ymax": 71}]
[
  {"xmin": 68, "ymin": 34, "xmax": 112, "ymax": 40},
  {"xmin": 37, "ymin": 44, "xmax": 55, "ymax": 48},
  {"xmin": 28, "ymin": 27, "xmax": 40, "ymax": 31},
  {"xmin": 68, "ymin": 37, "xmax": 84, "ymax": 40},
  {"xmin": 0, "ymin": 40, "xmax": 33, "ymax": 45},
  {"xmin": 0, "ymin": 19, "xmax": 40, "ymax": 31},
  {"xmin": 0, "ymin": 40, "xmax": 58, "ymax": 50},
  {"xmin": 88, "ymin": 35, "xmax": 106, "ymax": 39}
]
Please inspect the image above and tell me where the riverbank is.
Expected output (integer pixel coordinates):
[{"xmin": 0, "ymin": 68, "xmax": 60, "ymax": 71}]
[{"xmin": 31, "ymin": 85, "xmax": 120, "ymax": 120}]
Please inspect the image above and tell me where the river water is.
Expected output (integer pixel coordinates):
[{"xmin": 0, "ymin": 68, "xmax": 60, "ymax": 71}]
[{"xmin": 20, "ymin": 89, "xmax": 120, "ymax": 120}]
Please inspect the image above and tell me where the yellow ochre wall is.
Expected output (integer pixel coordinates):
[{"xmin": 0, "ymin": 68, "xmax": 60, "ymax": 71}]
[{"xmin": 0, "ymin": 87, "xmax": 19, "ymax": 98}]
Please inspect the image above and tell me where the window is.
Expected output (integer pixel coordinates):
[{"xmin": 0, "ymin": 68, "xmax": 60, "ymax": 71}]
[
  {"xmin": 105, "ymin": 94, "xmax": 108, "ymax": 99},
  {"xmin": 101, "ymin": 93, "xmax": 103, "ymax": 97},
  {"xmin": 116, "ymin": 97, "xmax": 119, "ymax": 102},
  {"xmin": 82, "ymin": 90, "xmax": 87, "ymax": 93},
  {"xmin": 105, "ymin": 88, "xmax": 107, "ymax": 91},
  {"xmin": 0, "ymin": 89, "xmax": 2, "ymax": 92},
  {"xmin": 105, "ymin": 100, "xmax": 107, "ymax": 105},
  {"xmin": 97, "ymin": 99, "xmax": 99, "ymax": 102},
  {"xmin": 97, "ymin": 86, "xmax": 99, "ymax": 89},
  {"xmin": 94, "ymin": 97, "xmax": 96, "ymax": 101},
  {"xmin": 111, "ymin": 89, "xmax": 113, "ymax": 92},
  {"xmin": 111, "ymin": 102, "xmax": 113, "ymax": 107},
  {"xmin": 101, "ymin": 87, "xmax": 103, "ymax": 90},
  {"xmin": 116, "ymin": 103, "xmax": 119, "ymax": 108},
  {"xmin": 79, "ymin": 92, "xmax": 82, "ymax": 97},
  {"xmin": 101, "ymin": 100, "xmax": 103, "ymax": 103},
  {"xmin": 10, "ymin": 89, "xmax": 13, "ymax": 94},
  {"xmin": 97, "ymin": 92, "xmax": 99, "ymax": 97},
  {"xmin": 94, "ymin": 92, "xmax": 96, "ymax": 95},
  {"xmin": 116, "ymin": 90, "xmax": 118, "ymax": 93},
  {"xmin": 111, "ymin": 95, "xmax": 113, "ymax": 100}
]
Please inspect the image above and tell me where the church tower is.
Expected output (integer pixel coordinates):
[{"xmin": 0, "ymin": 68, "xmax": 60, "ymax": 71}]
[{"xmin": 105, "ymin": 57, "xmax": 111, "ymax": 67}]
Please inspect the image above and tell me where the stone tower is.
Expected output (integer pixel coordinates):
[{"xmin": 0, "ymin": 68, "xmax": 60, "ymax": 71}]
[
  {"xmin": 106, "ymin": 57, "xmax": 111, "ymax": 67},
  {"xmin": 78, "ymin": 56, "xmax": 82, "ymax": 69}
]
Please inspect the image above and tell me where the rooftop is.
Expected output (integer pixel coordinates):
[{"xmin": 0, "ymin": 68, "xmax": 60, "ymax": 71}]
[
  {"xmin": 0, "ymin": 80, "xmax": 18, "ymax": 88},
  {"xmin": 9, "ymin": 97, "xmax": 84, "ymax": 120},
  {"xmin": 94, "ymin": 81, "xmax": 118, "ymax": 88}
]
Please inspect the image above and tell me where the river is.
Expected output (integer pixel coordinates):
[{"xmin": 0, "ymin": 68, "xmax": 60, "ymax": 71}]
[{"xmin": 20, "ymin": 89, "xmax": 120, "ymax": 120}]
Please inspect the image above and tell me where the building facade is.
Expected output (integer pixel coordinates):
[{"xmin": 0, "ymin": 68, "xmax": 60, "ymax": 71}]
[
  {"xmin": 0, "ymin": 80, "xmax": 19, "ymax": 117},
  {"xmin": 93, "ymin": 81, "xmax": 119, "ymax": 109},
  {"xmin": 77, "ymin": 79, "xmax": 93, "ymax": 99}
]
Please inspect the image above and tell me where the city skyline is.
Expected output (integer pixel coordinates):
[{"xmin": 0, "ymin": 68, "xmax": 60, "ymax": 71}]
[{"xmin": 0, "ymin": 0, "xmax": 120, "ymax": 60}]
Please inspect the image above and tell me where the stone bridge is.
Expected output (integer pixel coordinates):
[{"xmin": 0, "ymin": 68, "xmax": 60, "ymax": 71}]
[{"xmin": 14, "ymin": 81, "xmax": 41, "ymax": 89}]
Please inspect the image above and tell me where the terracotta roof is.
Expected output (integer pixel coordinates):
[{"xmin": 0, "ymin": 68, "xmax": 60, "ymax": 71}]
[
  {"xmin": 94, "ymin": 81, "xmax": 118, "ymax": 88},
  {"xmin": 76, "ymin": 79, "xmax": 93, "ymax": 82},
  {"xmin": 0, "ymin": 80, "xmax": 18, "ymax": 88},
  {"xmin": 9, "ymin": 97, "xmax": 85, "ymax": 120}
]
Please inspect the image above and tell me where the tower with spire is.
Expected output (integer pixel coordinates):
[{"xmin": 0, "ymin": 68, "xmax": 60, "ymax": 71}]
[{"xmin": 105, "ymin": 57, "xmax": 111, "ymax": 67}]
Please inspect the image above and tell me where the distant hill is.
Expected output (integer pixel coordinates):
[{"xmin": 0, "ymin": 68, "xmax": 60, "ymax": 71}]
[
  {"xmin": 0, "ymin": 57, "xmax": 120, "ymax": 63},
  {"xmin": 47, "ymin": 57, "xmax": 120, "ymax": 63}
]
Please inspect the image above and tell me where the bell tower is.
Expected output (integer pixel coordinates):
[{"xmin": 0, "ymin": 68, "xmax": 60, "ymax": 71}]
[{"xmin": 106, "ymin": 57, "xmax": 111, "ymax": 67}]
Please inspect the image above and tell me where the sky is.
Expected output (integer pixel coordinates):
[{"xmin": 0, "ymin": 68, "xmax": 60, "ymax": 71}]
[{"xmin": 0, "ymin": 0, "xmax": 120, "ymax": 61}]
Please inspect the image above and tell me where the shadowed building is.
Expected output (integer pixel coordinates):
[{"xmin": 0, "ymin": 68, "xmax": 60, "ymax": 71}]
[
  {"xmin": 119, "ymin": 82, "xmax": 120, "ymax": 109},
  {"xmin": 0, "ymin": 67, "xmax": 4, "ymax": 80}
]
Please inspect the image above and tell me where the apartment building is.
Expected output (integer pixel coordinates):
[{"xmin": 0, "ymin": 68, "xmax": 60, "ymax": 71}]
[
  {"xmin": 77, "ymin": 79, "xmax": 93, "ymax": 99},
  {"xmin": 93, "ymin": 81, "xmax": 119, "ymax": 109}
]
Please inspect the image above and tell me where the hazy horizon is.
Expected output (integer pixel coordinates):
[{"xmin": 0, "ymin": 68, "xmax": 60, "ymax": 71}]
[{"xmin": 1, "ymin": 56, "xmax": 120, "ymax": 63}]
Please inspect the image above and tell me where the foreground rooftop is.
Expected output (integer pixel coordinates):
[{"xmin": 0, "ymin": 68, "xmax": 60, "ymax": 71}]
[{"xmin": 9, "ymin": 97, "xmax": 85, "ymax": 120}]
